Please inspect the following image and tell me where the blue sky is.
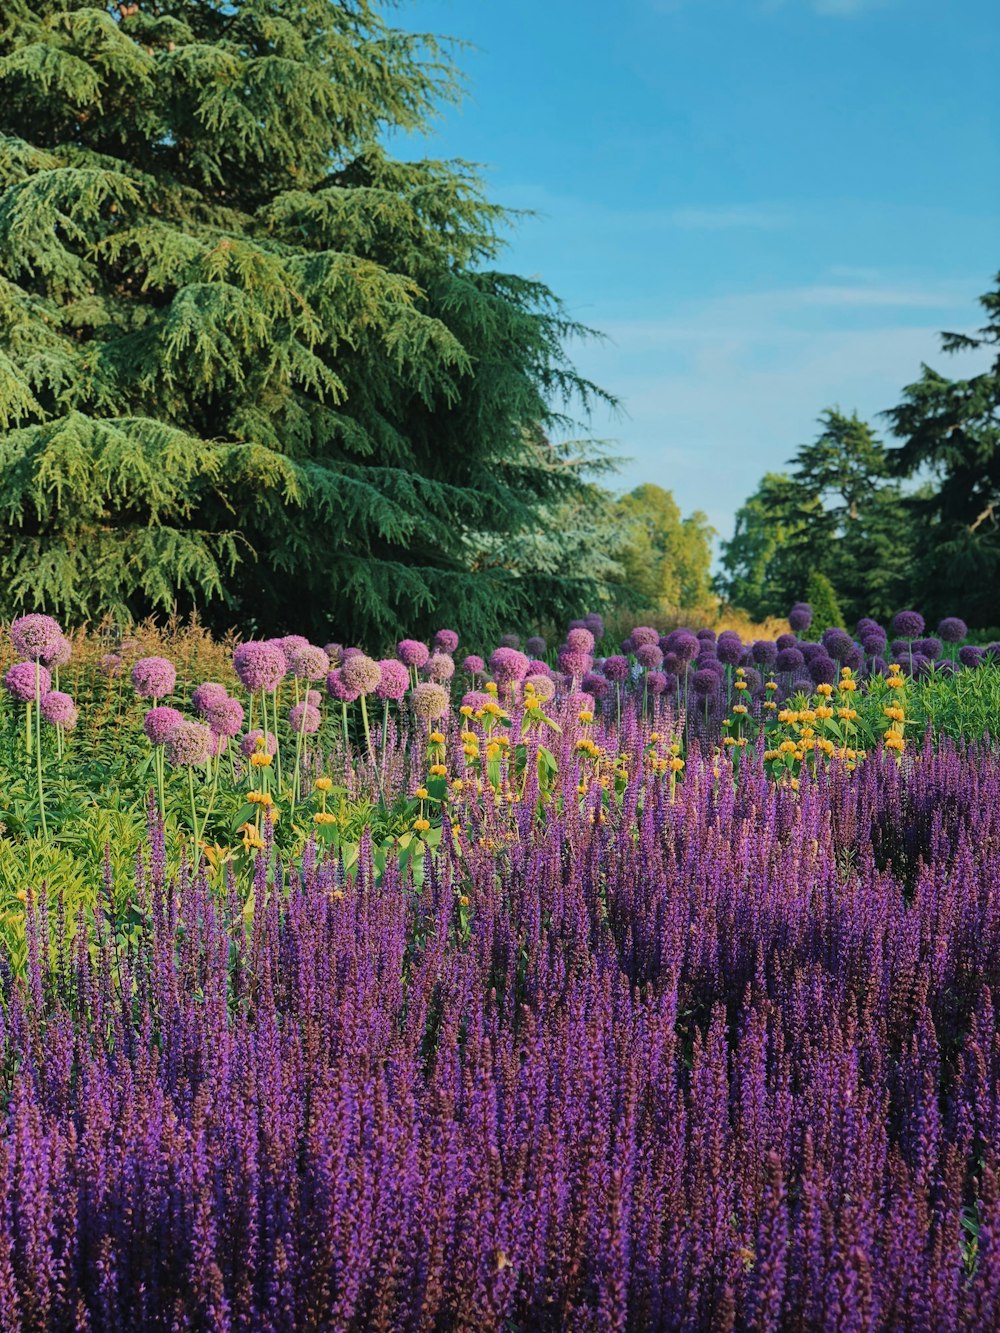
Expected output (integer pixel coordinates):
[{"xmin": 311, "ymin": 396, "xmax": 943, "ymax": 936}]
[{"xmin": 393, "ymin": 0, "xmax": 998, "ymax": 543}]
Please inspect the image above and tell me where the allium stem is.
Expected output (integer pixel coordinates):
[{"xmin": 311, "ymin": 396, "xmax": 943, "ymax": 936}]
[
  {"xmin": 34, "ymin": 661, "xmax": 47, "ymax": 838},
  {"xmin": 273, "ymin": 683, "xmax": 283, "ymax": 793},
  {"xmin": 187, "ymin": 765, "xmax": 200, "ymax": 854},
  {"xmin": 25, "ymin": 701, "xmax": 32, "ymax": 757}
]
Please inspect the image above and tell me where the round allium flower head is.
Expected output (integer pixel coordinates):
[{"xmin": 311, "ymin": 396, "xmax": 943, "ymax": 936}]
[
  {"xmin": 557, "ymin": 647, "xmax": 592, "ymax": 679},
  {"xmin": 340, "ymin": 653, "xmax": 381, "ymax": 695},
  {"xmin": 10, "ymin": 614, "xmax": 63, "ymax": 661},
  {"xmin": 462, "ymin": 689, "xmax": 493, "ymax": 712},
  {"xmin": 280, "ymin": 634, "xmax": 310, "ymax": 657},
  {"xmin": 751, "ymin": 639, "xmax": 778, "ymax": 667},
  {"xmin": 499, "ymin": 633, "xmax": 521, "ymax": 649},
  {"xmin": 984, "ymin": 642, "xmax": 1000, "ymax": 661},
  {"xmin": 143, "ymin": 705, "xmax": 184, "ymax": 747},
  {"xmin": 527, "ymin": 659, "xmax": 552, "ymax": 677},
  {"xmin": 4, "ymin": 661, "xmax": 52, "ymax": 702},
  {"xmin": 233, "ymin": 642, "xmax": 286, "ymax": 693},
  {"xmin": 566, "ymin": 627, "xmax": 596, "ymax": 653},
  {"xmin": 206, "ymin": 696, "xmax": 245, "ymax": 738},
  {"xmin": 40, "ymin": 691, "xmax": 77, "ymax": 728},
  {"xmin": 911, "ymin": 652, "xmax": 933, "ymax": 678},
  {"xmin": 821, "ymin": 629, "xmax": 855, "ymax": 662},
  {"xmin": 700, "ymin": 657, "xmax": 726, "ymax": 678},
  {"xmin": 776, "ymin": 647, "xmax": 805, "ymax": 672},
  {"xmin": 342, "ymin": 646, "xmax": 364, "ymax": 660},
  {"xmin": 164, "ymin": 721, "xmax": 212, "ymax": 767},
  {"xmin": 646, "ymin": 671, "xmax": 668, "ymax": 697},
  {"xmin": 937, "ymin": 617, "xmax": 968, "ymax": 644},
  {"xmin": 856, "ymin": 617, "xmax": 880, "ymax": 636},
  {"xmin": 861, "ymin": 632, "xmax": 887, "ymax": 655},
  {"xmin": 525, "ymin": 672, "xmax": 556, "ymax": 703},
  {"xmin": 100, "ymin": 653, "xmax": 122, "ymax": 677},
  {"xmin": 131, "ymin": 656, "xmax": 177, "ymax": 700},
  {"xmin": 325, "ymin": 668, "xmax": 360, "ymax": 703},
  {"xmin": 716, "ymin": 633, "xmax": 744, "ymax": 666},
  {"xmin": 662, "ymin": 651, "xmax": 680, "ymax": 676},
  {"xmin": 568, "ymin": 690, "xmax": 595, "ymax": 713},
  {"xmin": 489, "ymin": 647, "xmax": 530, "ymax": 685},
  {"xmin": 287, "ymin": 645, "xmax": 330, "ymax": 681},
  {"xmin": 525, "ymin": 635, "xmax": 547, "ymax": 657},
  {"xmin": 808, "ymin": 654, "xmax": 838, "ymax": 685},
  {"xmin": 433, "ymin": 628, "xmax": 459, "ymax": 654},
  {"xmin": 583, "ymin": 612, "xmax": 605, "ymax": 637},
  {"xmin": 636, "ymin": 643, "xmax": 664, "ymax": 670},
  {"xmin": 463, "ymin": 654, "xmax": 486, "ymax": 677},
  {"xmin": 581, "ymin": 671, "xmax": 610, "ymax": 698},
  {"xmin": 376, "ymin": 659, "xmax": 410, "ymax": 701},
  {"xmin": 240, "ymin": 729, "xmax": 277, "ymax": 758},
  {"xmin": 915, "ymin": 637, "xmax": 942, "ymax": 660},
  {"xmin": 41, "ymin": 635, "xmax": 72, "ymax": 669},
  {"xmin": 424, "ymin": 652, "xmax": 456, "ymax": 684},
  {"xmin": 192, "ymin": 681, "xmax": 229, "ymax": 715},
  {"xmin": 630, "ymin": 626, "xmax": 660, "ymax": 648},
  {"xmin": 692, "ymin": 668, "xmax": 720, "ymax": 695},
  {"xmin": 776, "ymin": 633, "xmax": 798, "ymax": 652},
  {"xmin": 959, "ymin": 645, "xmax": 985, "ymax": 669},
  {"xmin": 792, "ymin": 676, "xmax": 815, "ymax": 695},
  {"xmin": 410, "ymin": 681, "xmax": 449, "ymax": 721},
  {"xmin": 620, "ymin": 637, "xmax": 635, "ymax": 655},
  {"xmin": 323, "ymin": 643, "xmax": 344, "ymax": 667},
  {"xmin": 890, "ymin": 639, "xmax": 910, "ymax": 661},
  {"xmin": 397, "ymin": 639, "xmax": 430, "ymax": 669},
  {"xmin": 603, "ymin": 655, "xmax": 629, "ymax": 683},
  {"xmin": 697, "ymin": 628, "xmax": 718, "ymax": 643},
  {"xmin": 667, "ymin": 630, "xmax": 700, "ymax": 663},
  {"xmin": 788, "ymin": 602, "xmax": 813, "ymax": 632},
  {"xmin": 288, "ymin": 702, "xmax": 321, "ymax": 734},
  {"xmin": 891, "ymin": 609, "xmax": 925, "ymax": 639}
]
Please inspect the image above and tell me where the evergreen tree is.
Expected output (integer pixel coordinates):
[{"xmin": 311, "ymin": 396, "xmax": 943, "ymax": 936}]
[
  {"xmin": 884, "ymin": 274, "xmax": 1000, "ymax": 627},
  {"xmin": 715, "ymin": 472, "xmax": 813, "ymax": 620},
  {"xmin": 0, "ymin": 0, "xmax": 615, "ymax": 641},
  {"xmin": 804, "ymin": 570, "xmax": 844, "ymax": 632}
]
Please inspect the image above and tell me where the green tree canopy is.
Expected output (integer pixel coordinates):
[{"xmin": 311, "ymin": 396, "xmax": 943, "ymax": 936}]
[
  {"xmin": 0, "ymin": 0, "xmax": 615, "ymax": 641},
  {"xmin": 615, "ymin": 483, "xmax": 715, "ymax": 616}
]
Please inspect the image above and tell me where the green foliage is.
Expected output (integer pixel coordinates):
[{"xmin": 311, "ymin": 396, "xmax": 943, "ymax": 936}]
[
  {"xmin": 885, "ymin": 274, "xmax": 1000, "ymax": 627},
  {"xmin": 0, "ymin": 1, "xmax": 615, "ymax": 642},
  {"xmin": 805, "ymin": 571, "xmax": 845, "ymax": 632},
  {"xmin": 615, "ymin": 483, "xmax": 715, "ymax": 616}
]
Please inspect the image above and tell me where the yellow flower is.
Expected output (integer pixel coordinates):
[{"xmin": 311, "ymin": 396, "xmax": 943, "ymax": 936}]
[
  {"xmin": 764, "ymin": 701, "xmax": 777, "ymax": 711},
  {"xmin": 885, "ymin": 734, "xmax": 905, "ymax": 752},
  {"xmin": 450, "ymin": 778, "xmax": 464, "ymax": 792},
  {"xmin": 779, "ymin": 740, "xmax": 797, "ymax": 754},
  {"xmin": 248, "ymin": 790, "xmax": 273, "ymax": 807},
  {"xmin": 723, "ymin": 736, "xmax": 737, "ymax": 747},
  {"xmin": 414, "ymin": 787, "xmax": 429, "ymax": 800},
  {"xmin": 578, "ymin": 709, "xmax": 594, "ymax": 723},
  {"xmin": 669, "ymin": 756, "xmax": 685, "ymax": 772},
  {"xmin": 429, "ymin": 731, "xmax": 446, "ymax": 745},
  {"xmin": 734, "ymin": 680, "xmax": 748, "ymax": 691},
  {"xmin": 460, "ymin": 705, "xmax": 473, "ymax": 718},
  {"xmin": 732, "ymin": 704, "xmax": 748, "ymax": 716},
  {"xmin": 883, "ymin": 705, "xmax": 905, "ymax": 722},
  {"xmin": 485, "ymin": 682, "xmax": 498, "ymax": 696},
  {"xmin": 840, "ymin": 666, "xmax": 853, "ymax": 678},
  {"xmin": 315, "ymin": 777, "xmax": 333, "ymax": 793},
  {"xmin": 649, "ymin": 731, "xmax": 662, "ymax": 742},
  {"xmin": 889, "ymin": 663, "xmax": 901, "ymax": 674},
  {"xmin": 413, "ymin": 817, "xmax": 431, "ymax": 832},
  {"xmin": 458, "ymin": 894, "xmax": 470, "ymax": 907},
  {"xmin": 778, "ymin": 709, "xmax": 797, "ymax": 723},
  {"xmin": 816, "ymin": 683, "xmax": 834, "ymax": 697},
  {"xmin": 429, "ymin": 763, "xmax": 447, "ymax": 776},
  {"xmin": 669, "ymin": 743, "xmax": 681, "ymax": 756},
  {"xmin": 765, "ymin": 680, "xmax": 778, "ymax": 692},
  {"xmin": 815, "ymin": 705, "xmax": 834, "ymax": 720},
  {"xmin": 839, "ymin": 679, "xmax": 858, "ymax": 693},
  {"xmin": 837, "ymin": 707, "xmax": 858, "ymax": 720},
  {"xmin": 313, "ymin": 812, "xmax": 337, "ymax": 825},
  {"xmin": 250, "ymin": 752, "xmax": 273, "ymax": 767},
  {"xmin": 736, "ymin": 667, "xmax": 746, "ymax": 676},
  {"xmin": 886, "ymin": 676, "xmax": 905, "ymax": 689}
]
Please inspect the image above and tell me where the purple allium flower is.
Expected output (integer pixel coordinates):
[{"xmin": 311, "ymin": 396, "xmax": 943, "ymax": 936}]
[
  {"xmin": 667, "ymin": 630, "xmax": 700, "ymax": 663},
  {"xmin": 462, "ymin": 690, "xmax": 493, "ymax": 712},
  {"xmin": 433, "ymin": 629, "xmax": 460, "ymax": 654},
  {"xmin": 646, "ymin": 670, "xmax": 668, "ymax": 696},
  {"xmin": 192, "ymin": 682, "xmax": 229, "ymax": 715},
  {"xmin": 462, "ymin": 654, "xmax": 486, "ymax": 677},
  {"xmin": 776, "ymin": 647, "xmax": 805, "ymax": 672},
  {"xmin": 233, "ymin": 642, "xmax": 286, "ymax": 693},
  {"xmin": 697, "ymin": 657, "xmax": 725, "ymax": 678},
  {"xmin": 821, "ymin": 628, "xmax": 854, "ymax": 661},
  {"xmin": 603, "ymin": 655, "xmax": 629, "ymax": 683},
  {"xmin": 692, "ymin": 668, "xmax": 720, "ymax": 695},
  {"xmin": 568, "ymin": 690, "xmax": 595, "ymax": 712},
  {"xmin": 630, "ymin": 626, "xmax": 660, "ymax": 648},
  {"xmin": 525, "ymin": 673, "xmax": 556, "ymax": 703},
  {"xmin": 791, "ymin": 676, "xmax": 814, "ymax": 695},
  {"xmin": 856, "ymin": 617, "xmax": 881, "ymax": 635},
  {"xmin": 525, "ymin": 635, "xmax": 547, "ymax": 657},
  {"xmin": 527, "ymin": 659, "xmax": 552, "ymax": 677},
  {"xmin": 788, "ymin": 602, "xmax": 812, "ymax": 632},
  {"xmin": 697, "ymin": 628, "xmax": 717, "ymax": 643},
  {"xmin": 566, "ymin": 627, "xmax": 596, "ymax": 654},
  {"xmin": 890, "ymin": 639, "xmax": 910, "ymax": 660},
  {"xmin": 279, "ymin": 634, "xmax": 310, "ymax": 656},
  {"xmin": 164, "ymin": 721, "xmax": 212, "ymax": 767},
  {"xmin": 581, "ymin": 671, "xmax": 610, "ymax": 698},
  {"xmin": 915, "ymin": 637, "xmax": 943, "ymax": 660},
  {"xmin": 131, "ymin": 656, "xmax": 177, "ymax": 700},
  {"xmin": 499, "ymin": 633, "xmax": 521, "ymax": 649},
  {"xmin": 339, "ymin": 653, "xmax": 381, "ymax": 696},
  {"xmin": 341, "ymin": 646, "xmax": 363, "ymax": 660},
  {"xmin": 100, "ymin": 653, "xmax": 122, "ymax": 677},
  {"xmin": 892, "ymin": 609, "xmax": 925, "ymax": 639},
  {"xmin": 325, "ymin": 669, "xmax": 360, "ymax": 703},
  {"xmin": 742, "ymin": 666, "xmax": 763, "ymax": 692},
  {"xmin": 776, "ymin": 633, "xmax": 798, "ymax": 651},
  {"xmin": 716, "ymin": 632, "xmax": 744, "ymax": 666},
  {"xmin": 397, "ymin": 639, "xmax": 430, "ymax": 669},
  {"xmin": 938, "ymin": 616, "xmax": 968, "ymax": 644},
  {"xmin": 861, "ymin": 633, "xmax": 887, "ymax": 656},
  {"xmin": 288, "ymin": 645, "xmax": 330, "ymax": 681},
  {"xmin": 489, "ymin": 647, "xmax": 530, "ymax": 685},
  {"xmin": 40, "ymin": 691, "xmax": 77, "ymax": 728},
  {"xmin": 751, "ymin": 640, "xmax": 778, "ymax": 667},
  {"xmin": 143, "ymin": 705, "xmax": 184, "ymax": 747},
  {"xmin": 620, "ymin": 637, "xmax": 635, "ymax": 655},
  {"xmin": 288, "ymin": 702, "xmax": 321, "ymax": 734},
  {"xmin": 557, "ymin": 647, "xmax": 592, "ymax": 678},
  {"xmin": 910, "ymin": 652, "xmax": 933, "ymax": 678},
  {"xmin": 240, "ymin": 729, "xmax": 277, "ymax": 758},
  {"xmin": 661, "ymin": 651, "xmax": 681, "ymax": 675},
  {"xmin": 636, "ymin": 644, "xmax": 664, "ymax": 670},
  {"xmin": 424, "ymin": 652, "xmax": 455, "ymax": 684},
  {"xmin": 410, "ymin": 682, "xmax": 449, "ymax": 721},
  {"xmin": 10, "ymin": 613, "xmax": 63, "ymax": 660},
  {"xmin": 984, "ymin": 642, "xmax": 1000, "ymax": 660},
  {"xmin": 323, "ymin": 643, "xmax": 344, "ymax": 666},
  {"xmin": 4, "ymin": 661, "xmax": 51, "ymax": 702},
  {"xmin": 40, "ymin": 635, "xmax": 72, "ymax": 669},
  {"xmin": 206, "ymin": 696, "xmax": 245, "ymax": 739},
  {"xmin": 808, "ymin": 654, "xmax": 838, "ymax": 685},
  {"xmin": 583, "ymin": 611, "xmax": 605, "ymax": 637},
  {"xmin": 959, "ymin": 645, "xmax": 985, "ymax": 668},
  {"xmin": 375, "ymin": 659, "xmax": 410, "ymax": 702}
]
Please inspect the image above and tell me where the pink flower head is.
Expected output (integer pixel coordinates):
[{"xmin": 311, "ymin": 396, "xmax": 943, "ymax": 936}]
[
  {"xmin": 41, "ymin": 635, "xmax": 72, "ymax": 669},
  {"xmin": 424, "ymin": 652, "xmax": 455, "ymax": 684},
  {"xmin": 340, "ymin": 653, "xmax": 381, "ymax": 695},
  {"xmin": 233, "ymin": 641, "xmax": 286, "ymax": 692},
  {"xmin": 164, "ymin": 720, "xmax": 213, "ymax": 767},
  {"xmin": 240, "ymin": 729, "xmax": 277, "ymax": 758},
  {"xmin": 289, "ymin": 702, "xmax": 321, "ymax": 734},
  {"xmin": 462, "ymin": 690, "xmax": 493, "ymax": 712},
  {"xmin": 433, "ymin": 629, "xmax": 459, "ymax": 654},
  {"xmin": 100, "ymin": 653, "xmax": 122, "ymax": 677},
  {"xmin": 410, "ymin": 682, "xmax": 449, "ymax": 721},
  {"xmin": 636, "ymin": 644, "xmax": 664, "ymax": 669},
  {"xmin": 131, "ymin": 656, "xmax": 177, "ymax": 700},
  {"xmin": 397, "ymin": 639, "xmax": 430, "ymax": 669},
  {"xmin": 565, "ymin": 627, "xmax": 595, "ymax": 654},
  {"xmin": 630, "ymin": 626, "xmax": 660, "ymax": 648},
  {"xmin": 463, "ymin": 655, "xmax": 486, "ymax": 677},
  {"xmin": 4, "ymin": 661, "xmax": 51, "ymax": 702},
  {"xmin": 323, "ymin": 643, "xmax": 344, "ymax": 666},
  {"xmin": 325, "ymin": 668, "xmax": 359, "ymax": 703},
  {"xmin": 603, "ymin": 655, "xmax": 629, "ymax": 683},
  {"xmin": 143, "ymin": 705, "xmax": 184, "ymax": 746},
  {"xmin": 489, "ymin": 647, "xmax": 530, "ymax": 686},
  {"xmin": 10, "ymin": 614, "xmax": 63, "ymax": 661},
  {"xmin": 288, "ymin": 645, "xmax": 330, "ymax": 681},
  {"xmin": 40, "ymin": 690, "xmax": 78, "ymax": 728},
  {"xmin": 525, "ymin": 673, "xmax": 556, "ymax": 703},
  {"xmin": 192, "ymin": 682, "xmax": 229, "ymax": 715},
  {"xmin": 206, "ymin": 695, "xmax": 245, "ymax": 738},
  {"xmin": 376, "ymin": 659, "xmax": 410, "ymax": 701},
  {"xmin": 557, "ymin": 647, "xmax": 592, "ymax": 679}
]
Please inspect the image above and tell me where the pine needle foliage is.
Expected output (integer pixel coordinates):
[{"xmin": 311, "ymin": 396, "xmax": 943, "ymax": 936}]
[{"xmin": 0, "ymin": 0, "xmax": 615, "ymax": 641}]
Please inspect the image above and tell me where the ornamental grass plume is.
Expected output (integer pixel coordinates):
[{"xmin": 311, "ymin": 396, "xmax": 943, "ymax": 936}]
[
  {"xmin": 131, "ymin": 656, "xmax": 177, "ymax": 700},
  {"xmin": 10, "ymin": 612, "xmax": 62, "ymax": 660}
]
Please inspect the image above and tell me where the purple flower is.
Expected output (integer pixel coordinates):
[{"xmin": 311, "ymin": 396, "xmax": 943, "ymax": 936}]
[
  {"xmin": 100, "ymin": 653, "xmax": 122, "ymax": 677},
  {"xmin": 164, "ymin": 721, "xmax": 212, "ymax": 767},
  {"xmin": 645, "ymin": 670, "xmax": 668, "ymax": 696},
  {"xmin": 527, "ymin": 659, "xmax": 551, "ymax": 677},
  {"xmin": 375, "ymin": 659, "xmax": 410, "ymax": 701},
  {"xmin": 557, "ymin": 648, "xmax": 592, "ymax": 678},
  {"xmin": 938, "ymin": 616, "xmax": 968, "ymax": 644},
  {"xmin": 40, "ymin": 635, "xmax": 72, "ymax": 669},
  {"xmin": 4, "ymin": 661, "xmax": 51, "ymax": 702},
  {"xmin": 10, "ymin": 613, "xmax": 63, "ymax": 660},
  {"xmin": 566, "ymin": 627, "xmax": 596, "ymax": 653},
  {"xmin": 959, "ymin": 645, "xmax": 985, "ymax": 668},
  {"xmin": 240, "ymin": 729, "xmax": 277, "ymax": 757},
  {"xmin": 397, "ymin": 639, "xmax": 430, "ymax": 669},
  {"xmin": 692, "ymin": 668, "xmax": 720, "ymax": 695},
  {"xmin": 131, "ymin": 656, "xmax": 177, "ymax": 700},
  {"xmin": 288, "ymin": 645, "xmax": 330, "ymax": 681},
  {"xmin": 636, "ymin": 644, "xmax": 664, "ymax": 669},
  {"xmin": 581, "ymin": 671, "xmax": 610, "ymax": 698},
  {"xmin": 525, "ymin": 673, "xmax": 556, "ymax": 703},
  {"xmin": 462, "ymin": 689, "xmax": 493, "ymax": 712},
  {"xmin": 143, "ymin": 705, "xmax": 184, "ymax": 746},
  {"xmin": 667, "ymin": 630, "xmax": 700, "ymax": 662},
  {"xmin": 340, "ymin": 653, "xmax": 381, "ymax": 696},
  {"xmin": 233, "ymin": 642, "xmax": 286, "ymax": 693},
  {"xmin": 892, "ymin": 610, "xmax": 925, "ymax": 639},
  {"xmin": 630, "ymin": 626, "xmax": 659, "ymax": 648},
  {"xmin": 325, "ymin": 669, "xmax": 360, "ymax": 703},
  {"xmin": 463, "ymin": 654, "xmax": 486, "ymax": 677},
  {"xmin": 583, "ymin": 611, "xmax": 604, "ymax": 637},
  {"xmin": 192, "ymin": 682, "xmax": 229, "ymax": 715},
  {"xmin": 776, "ymin": 633, "xmax": 798, "ymax": 651},
  {"xmin": 499, "ymin": 633, "xmax": 521, "ymax": 649},
  {"xmin": 808, "ymin": 654, "xmax": 838, "ymax": 685},
  {"xmin": 40, "ymin": 691, "xmax": 77, "ymax": 728},
  {"xmin": 716, "ymin": 633, "xmax": 744, "ymax": 666},
  {"xmin": 323, "ymin": 642, "xmax": 344, "ymax": 666},
  {"xmin": 424, "ymin": 652, "xmax": 455, "ymax": 684},
  {"xmin": 289, "ymin": 702, "xmax": 321, "ymax": 734},
  {"xmin": 489, "ymin": 647, "xmax": 530, "ymax": 686},
  {"xmin": 603, "ymin": 655, "xmax": 629, "ymax": 683},
  {"xmin": 915, "ymin": 637, "xmax": 943, "ymax": 660},
  {"xmin": 433, "ymin": 629, "xmax": 459, "ymax": 654},
  {"xmin": 206, "ymin": 696, "xmax": 245, "ymax": 739},
  {"xmin": 697, "ymin": 628, "xmax": 717, "ymax": 643},
  {"xmin": 788, "ymin": 602, "xmax": 812, "ymax": 632},
  {"xmin": 410, "ymin": 682, "xmax": 449, "ymax": 721},
  {"xmin": 751, "ymin": 639, "xmax": 778, "ymax": 667},
  {"xmin": 526, "ymin": 636, "xmax": 547, "ymax": 657},
  {"xmin": 776, "ymin": 647, "xmax": 805, "ymax": 672},
  {"xmin": 861, "ymin": 633, "xmax": 887, "ymax": 655}
]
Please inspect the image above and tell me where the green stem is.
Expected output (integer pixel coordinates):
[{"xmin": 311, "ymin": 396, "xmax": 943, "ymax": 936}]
[
  {"xmin": 272, "ymin": 689, "xmax": 283, "ymax": 795},
  {"xmin": 35, "ymin": 662, "xmax": 47, "ymax": 838},
  {"xmin": 25, "ymin": 701, "xmax": 32, "ymax": 757},
  {"xmin": 188, "ymin": 765, "xmax": 200, "ymax": 855}
]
